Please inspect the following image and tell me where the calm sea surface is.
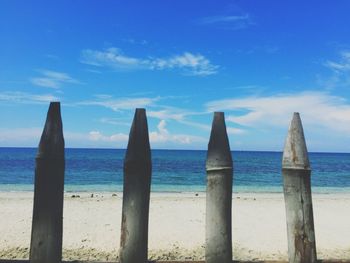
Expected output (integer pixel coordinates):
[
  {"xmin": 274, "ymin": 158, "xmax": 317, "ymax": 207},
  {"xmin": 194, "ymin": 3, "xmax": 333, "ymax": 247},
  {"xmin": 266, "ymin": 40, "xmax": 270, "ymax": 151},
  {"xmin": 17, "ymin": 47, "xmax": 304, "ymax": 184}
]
[{"xmin": 0, "ymin": 147, "xmax": 349, "ymax": 193}]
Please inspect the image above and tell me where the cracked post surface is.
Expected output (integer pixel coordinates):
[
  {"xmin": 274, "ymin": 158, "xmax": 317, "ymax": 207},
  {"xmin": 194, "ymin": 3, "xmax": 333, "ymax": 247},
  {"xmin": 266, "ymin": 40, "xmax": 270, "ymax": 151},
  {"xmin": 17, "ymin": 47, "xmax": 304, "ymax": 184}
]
[
  {"xmin": 282, "ymin": 112, "xmax": 316, "ymax": 263},
  {"xmin": 119, "ymin": 109, "xmax": 152, "ymax": 263},
  {"xmin": 205, "ymin": 112, "xmax": 233, "ymax": 263},
  {"xmin": 30, "ymin": 102, "xmax": 65, "ymax": 263}
]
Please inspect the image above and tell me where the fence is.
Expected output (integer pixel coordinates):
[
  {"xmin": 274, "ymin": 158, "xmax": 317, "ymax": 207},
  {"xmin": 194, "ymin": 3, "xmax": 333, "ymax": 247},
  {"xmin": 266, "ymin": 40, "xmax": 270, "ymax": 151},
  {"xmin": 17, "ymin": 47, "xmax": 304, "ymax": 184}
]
[{"xmin": 0, "ymin": 101, "xmax": 348, "ymax": 263}]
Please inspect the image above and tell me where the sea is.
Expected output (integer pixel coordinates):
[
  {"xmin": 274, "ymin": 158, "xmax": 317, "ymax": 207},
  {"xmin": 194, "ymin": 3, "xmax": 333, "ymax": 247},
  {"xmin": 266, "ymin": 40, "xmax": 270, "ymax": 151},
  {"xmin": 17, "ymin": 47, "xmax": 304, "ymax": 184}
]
[{"xmin": 0, "ymin": 147, "xmax": 349, "ymax": 193}]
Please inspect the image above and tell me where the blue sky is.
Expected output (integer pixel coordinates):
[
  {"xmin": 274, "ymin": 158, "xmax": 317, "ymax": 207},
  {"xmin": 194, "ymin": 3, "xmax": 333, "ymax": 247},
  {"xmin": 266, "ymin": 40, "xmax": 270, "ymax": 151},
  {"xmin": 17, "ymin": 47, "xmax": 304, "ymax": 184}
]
[{"xmin": 1, "ymin": 1, "xmax": 350, "ymax": 151}]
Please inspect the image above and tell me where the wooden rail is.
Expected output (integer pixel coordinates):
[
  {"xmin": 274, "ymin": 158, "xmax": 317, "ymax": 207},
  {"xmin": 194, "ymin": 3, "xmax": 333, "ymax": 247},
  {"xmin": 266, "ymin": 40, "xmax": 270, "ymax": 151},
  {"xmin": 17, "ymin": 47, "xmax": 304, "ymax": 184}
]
[{"xmin": 1, "ymin": 260, "xmax": 350, "ymax": 263}]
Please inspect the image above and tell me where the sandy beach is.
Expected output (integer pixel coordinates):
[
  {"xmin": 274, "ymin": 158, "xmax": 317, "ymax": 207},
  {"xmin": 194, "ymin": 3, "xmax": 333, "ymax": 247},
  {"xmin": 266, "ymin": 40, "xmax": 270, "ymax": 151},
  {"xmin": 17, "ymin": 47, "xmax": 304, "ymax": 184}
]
[{"xmin": 1, "ymin": 191, "xmax": 350, "ymax": 261}]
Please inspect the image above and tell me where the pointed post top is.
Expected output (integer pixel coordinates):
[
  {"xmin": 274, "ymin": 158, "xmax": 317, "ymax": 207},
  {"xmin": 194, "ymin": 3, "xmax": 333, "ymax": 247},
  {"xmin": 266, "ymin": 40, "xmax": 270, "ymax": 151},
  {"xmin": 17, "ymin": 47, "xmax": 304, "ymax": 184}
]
[
  {"xmin": 282, "ymin": 112, "xmax": 310, "ymax": 170},
  {"xmin": 206, "ymin": 112, "xmax": 232, "ymax": 170},
  {"xmin": 37, "ymin": 102, "xmax": 64, "ymax": 159},
  {"xmin": 124, "ymin": 108, "xmax": 151, "ymax": 170}
]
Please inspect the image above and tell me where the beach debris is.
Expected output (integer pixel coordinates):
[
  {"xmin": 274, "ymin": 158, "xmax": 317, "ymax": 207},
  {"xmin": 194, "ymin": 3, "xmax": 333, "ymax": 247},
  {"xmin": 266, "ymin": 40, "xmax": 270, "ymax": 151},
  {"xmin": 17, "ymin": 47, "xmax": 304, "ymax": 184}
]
[
  {"xmin": 282, "ymin": 112, "xmax": 317, "ymax": 263},
  {"xmin": 112, "ymin": 193, "xmax": 118, "ymax": 197},
  {"xmin": 119, "ymin": 108, "xmax": 152, "ymax": 263},
  {"xmin": 205, "ymin": 112, "xmax": 233, "ymax": 263},
  {"xmin": 71, "ymin": 194, "xmax": 80, "ymax": 198},
  {"xmin": 30, "ymin": 102, "xmax": 65, "ymax": 263}
]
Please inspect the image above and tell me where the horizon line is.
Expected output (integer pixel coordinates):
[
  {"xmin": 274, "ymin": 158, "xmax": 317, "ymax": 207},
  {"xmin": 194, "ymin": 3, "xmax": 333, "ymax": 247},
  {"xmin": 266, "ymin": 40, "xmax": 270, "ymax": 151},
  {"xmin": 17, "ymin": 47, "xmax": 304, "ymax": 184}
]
[{"xmin": 0, "ymin": 146, "xmax": 349, "ymax": 154}]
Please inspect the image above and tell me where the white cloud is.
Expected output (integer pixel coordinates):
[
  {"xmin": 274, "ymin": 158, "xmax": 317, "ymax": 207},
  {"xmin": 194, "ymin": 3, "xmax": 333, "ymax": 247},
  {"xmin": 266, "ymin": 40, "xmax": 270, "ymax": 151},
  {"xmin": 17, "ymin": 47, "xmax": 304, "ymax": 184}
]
[
  {"xmin": 150, "ymin": 52, "xmax": 218, "ymax": 76},
  {"xmin": 0, "ymin": 91, "xmax": 59, "ymax": 104},
  {"xmin": 81, "ymin": 48, "xmax": 143, "ymax": 69},
  {"xmin": 227, "ymin": 127, "xmax": 245, "ymax": 135},
  {"xmin": 81, "ymin": 48, "xmax": 218, "ymax": 76},
  {"xmin": 31, "ymin": 69, "xmax": 79, "ymax": 89},
  {"xmin": 79, "ymin": 96, "xmax": 159, "ymax": 111},
  {"xmin": 147, "ymin": 108, "xmax": 219, "ymax": 132},
  {"xmin": 88, "ymin": 131, "xmax": 129, "ymax": 142},
  {"xmin": 197, "ymin": 14, "xmax": 254, "ymax": 30},
  {"xmin": 149, "ymin": 120, "xmax": 205, "ymax": 145},
  {"xmin": 206, "ymin": 91, "xmax": 350, "ymax": 135},
  {"xmin": 199, "ymin": 14, "xmax": 250, "ymax": 24},
  {"xmin": 148, "ymin": 108, "xmax": 187, "ymax": 121}
]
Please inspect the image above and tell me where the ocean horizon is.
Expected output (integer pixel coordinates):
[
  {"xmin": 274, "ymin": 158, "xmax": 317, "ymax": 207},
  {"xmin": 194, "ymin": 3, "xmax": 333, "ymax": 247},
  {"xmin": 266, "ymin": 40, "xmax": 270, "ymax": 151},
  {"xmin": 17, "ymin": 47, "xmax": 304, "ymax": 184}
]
[{"xmin": 0, "ymin": 147, "xmax": 349, "ymax": 193}]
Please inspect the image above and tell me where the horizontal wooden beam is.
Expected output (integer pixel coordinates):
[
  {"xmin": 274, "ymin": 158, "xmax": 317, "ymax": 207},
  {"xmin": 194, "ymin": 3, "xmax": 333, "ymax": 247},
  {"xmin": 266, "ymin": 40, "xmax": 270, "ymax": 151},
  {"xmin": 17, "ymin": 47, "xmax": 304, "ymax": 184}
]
[{"xmin": 1, "ymin": 260, "xmax": 350, "ymax": 263}]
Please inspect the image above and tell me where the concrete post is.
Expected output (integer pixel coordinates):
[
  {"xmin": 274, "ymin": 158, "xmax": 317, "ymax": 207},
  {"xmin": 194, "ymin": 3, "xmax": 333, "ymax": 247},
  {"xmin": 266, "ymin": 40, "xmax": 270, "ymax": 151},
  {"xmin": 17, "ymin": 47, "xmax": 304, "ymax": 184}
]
[
  {"xmin": 282, "ymin": 112, "xmax": 317, "ymax": 263},
  {"xmin": 205, "ymin": 112, "xmax": 233, "ymax": 263},
  {"xmin": 30, "ymin": 102, "xmax": 65, "ymax": 263},
  {"xmin": 119, "ymin": 108, "xmax": 152, "ymax": 263}
]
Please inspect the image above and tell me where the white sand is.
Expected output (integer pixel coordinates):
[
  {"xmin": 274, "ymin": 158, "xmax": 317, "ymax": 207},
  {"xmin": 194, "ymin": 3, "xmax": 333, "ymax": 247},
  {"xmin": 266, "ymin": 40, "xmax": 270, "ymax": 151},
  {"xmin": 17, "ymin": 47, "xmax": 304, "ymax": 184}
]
[{"xmin": 1, "ymin": 191, "xmax": 350, "ymax": 261}]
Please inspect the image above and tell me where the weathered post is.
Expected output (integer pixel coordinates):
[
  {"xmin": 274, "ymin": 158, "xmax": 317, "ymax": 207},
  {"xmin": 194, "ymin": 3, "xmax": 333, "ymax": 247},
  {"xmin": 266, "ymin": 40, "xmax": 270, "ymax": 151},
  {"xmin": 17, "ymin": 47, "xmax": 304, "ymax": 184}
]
[
  {"xmin": 205, "ymin": 112, "xmax": 233, "ymax": 263},
  {"xmin": 119, "ymin": 108, "xmax": 152, "ymax": 263},
  {"xmin": 30, "ymin": 102, "xmax": 65, "ymax": 263},
  {"xmin": 282, "ymin": 112, "xmax": 317, "ymax": 263}
]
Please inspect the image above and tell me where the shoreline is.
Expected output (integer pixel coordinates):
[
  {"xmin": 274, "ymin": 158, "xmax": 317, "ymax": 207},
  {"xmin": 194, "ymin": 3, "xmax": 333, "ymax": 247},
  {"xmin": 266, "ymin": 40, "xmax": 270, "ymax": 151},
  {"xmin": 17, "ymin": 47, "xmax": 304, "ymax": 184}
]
[
  {"xmin": 2, "ymin": 184, "xmax": 350, "ymax": 195},
  {"xmin": 2, "ymin": 189, "xmax": 350, "ymax": 197}
]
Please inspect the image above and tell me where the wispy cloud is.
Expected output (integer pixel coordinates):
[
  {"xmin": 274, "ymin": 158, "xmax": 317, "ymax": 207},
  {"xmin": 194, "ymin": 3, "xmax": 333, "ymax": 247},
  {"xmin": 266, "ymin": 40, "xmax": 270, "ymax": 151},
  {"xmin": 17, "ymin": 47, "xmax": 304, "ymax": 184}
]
[
  {"xmin": 150, "ymin": 52, "xmax": 218, "ymax": 76},
  {"xmin": 148, "ymin": 110, "xmax": 185, "ymax": 121},
  {"xmin": 78, "ymin": 96, "xmax": 159, "ymax": 111},
  {"xmin": 31, "ymin": 69, "xmax": 80, "ymax": 89},
  {"xmin": 149, "ymin": 120, "xmax": 205, "ymax": 145},
  {"xmin": 99, "ymin": 117, "xmax": 130, "ymax": 126},
  {"xmin": 81, "ymin": 48, "xmax": 142, "ymax": 69},
  {"xmin": 199, "ymin": 14, "xmax": 249, "ymax": 24},
  {"xmin": 197, "ymin": 14, "xmax": 254, "ymax": 30},
  {"xmin": 81, "ymin": 97, "xmax": 230, "ymax": 135},
  {"xmin": 0, "ymin": 91, "xmax": 59, "ymax": 104},
  {"xmin": 147, "ymin": 106, "xmax": 213, "ymax": 131},
  {"xmin": 324, "ymin": 51, "xmax": 350, "ymax": 73},
  {"xmin": 122, "ymin": 38, "xmax": 148, "ymax": 45},
  {"xmin": 320, "ymin": 51, "xmax": 350, "ymax": 89},
  {"xmin": 147, "ymin": 106, "xmax": 195, "ymax": 121},
  {"xmin": 206, "ymin": 91, "xmax": 350, "ymax": 135},
  {"xmin": 178, "ymin": 119, "xmax": 244, "ymax": 135},
  {"xmin": 81, "ymin": 48, "xmax": 218, "ymax": 76}
]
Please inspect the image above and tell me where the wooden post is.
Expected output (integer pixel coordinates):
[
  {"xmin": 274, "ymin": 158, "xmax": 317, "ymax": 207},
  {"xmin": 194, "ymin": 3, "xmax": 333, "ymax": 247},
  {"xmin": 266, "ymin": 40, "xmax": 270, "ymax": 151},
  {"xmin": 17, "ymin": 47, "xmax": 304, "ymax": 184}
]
[
  {"xmin": 282, "ymin": 112, "xmax": 317, "ymax": 263},
  {"xmin": 205, "ymin": 112, "xmax": 233, "ymax": 263},
  {"xmin": 119, "ymin": 108, "xmax": 152, "ymax": 263},
  {"xmin": 30, "ymin": 102, "xmax": 65, "ymax": 263}
]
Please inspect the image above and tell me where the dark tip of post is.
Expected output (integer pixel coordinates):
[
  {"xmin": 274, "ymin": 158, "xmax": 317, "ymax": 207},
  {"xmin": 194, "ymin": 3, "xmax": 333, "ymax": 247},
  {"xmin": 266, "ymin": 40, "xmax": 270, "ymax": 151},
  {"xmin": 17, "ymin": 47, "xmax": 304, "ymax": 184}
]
[
  {"xmin": 206, "ymin": 112, "xmax": 232, "ymax": 170},
  {"xmin": 37, "ymin": 102, "xmax": 64, "ymax": 159},
  {"xmin": 124, "ymin": 108, "xmax": 151, "ymax": 169},
  {"xmin": 282, "ymin": 112, "xmax": 310, "ymax": 170}
]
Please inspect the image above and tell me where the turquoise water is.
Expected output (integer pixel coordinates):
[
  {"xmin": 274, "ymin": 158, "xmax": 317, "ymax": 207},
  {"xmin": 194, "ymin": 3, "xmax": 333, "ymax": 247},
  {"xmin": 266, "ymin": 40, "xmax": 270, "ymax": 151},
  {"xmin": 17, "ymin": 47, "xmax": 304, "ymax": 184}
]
[{"xmin": 0, "ymin": 147, "xmax": 349, "ymax": 193}]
